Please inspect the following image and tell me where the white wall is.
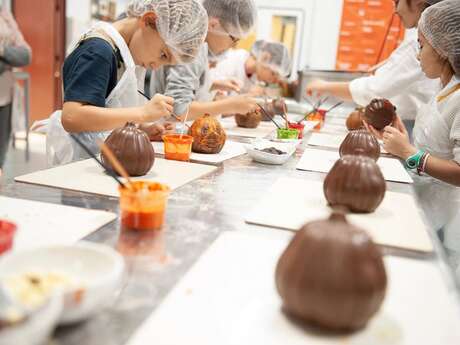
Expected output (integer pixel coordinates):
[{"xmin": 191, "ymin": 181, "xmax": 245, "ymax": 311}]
[
  {"xmin": 254, "ymin": 0, "xmax": 343, "ymax": 71},
  {"xmin": 64, "ymin": 0, "xmax": 344, "ymax": 70}
]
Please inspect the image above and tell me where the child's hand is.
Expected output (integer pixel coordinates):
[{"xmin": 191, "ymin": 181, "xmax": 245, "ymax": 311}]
[
  {"xmin": 212, "ymin": 79, "xmax": 242, "ymax": 93},
  {"xmin": 139, "ymin": 122, "xmax": 176, "ymax": 142},
  {"xmin": 142, "ymin": 94, "xmax": 174, "ymax": 122},
  {"xmin": 305, "ymin": 79, "xmax": 327, "ymax": 97},
  {"xmin": 228, "ymin": 95, "xmax": 259, "ymax": 114},
  {"xmin": 382, "ymin": 124, "xmax": 415, "ymax": 159},
  {"xmin": 363, "ymin": 121, "xmax": 384, "ymax": 140}
]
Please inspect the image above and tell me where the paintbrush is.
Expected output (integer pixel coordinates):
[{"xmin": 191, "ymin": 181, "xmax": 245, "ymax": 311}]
[{"xmin": 69, "ymin": 134, "xmax": 126, "ymax": 189}]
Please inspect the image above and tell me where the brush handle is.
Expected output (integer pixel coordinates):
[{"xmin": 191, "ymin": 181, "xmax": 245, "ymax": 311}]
[{"xmin": 69, "ymin": 134, "xmax": 126, "ymax": 188}]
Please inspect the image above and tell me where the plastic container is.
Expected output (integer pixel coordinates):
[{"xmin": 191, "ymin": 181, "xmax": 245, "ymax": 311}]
[
  {"xmin": 277, "ymin": 128, "xmax": 299, "ymax": 140},
  {"xmin": 163, "ymin": 134, "xmax": 193, "ymax": 162},
  {"xmin": 0, "ymin": 221, "xmax": 16, "ymax": 255},
  {"xmin": 119, "ymin": 181, "xmax": 170, "ymax": 231},
  {"xmin": 287, "ymin": 122, "xmax": 306, "ymax": 139},
  {"xmin": 306, "ymin": 109, "xmax": 327, "ymax": 131}
]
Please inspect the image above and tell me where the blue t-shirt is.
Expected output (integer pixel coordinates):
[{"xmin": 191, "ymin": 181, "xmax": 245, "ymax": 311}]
[{"xmin": 63, "ymin": 38, "xmax": 122, "ymax": 107}]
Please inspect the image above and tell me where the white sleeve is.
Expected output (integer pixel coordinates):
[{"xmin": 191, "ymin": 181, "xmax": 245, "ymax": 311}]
[
  {"xmin": 349, "ymin": 39, "xmax": 421, "ymax": 106},
  {"xmin": 447, "ymin": 94, "xmax": 460, "ymax": 163}
]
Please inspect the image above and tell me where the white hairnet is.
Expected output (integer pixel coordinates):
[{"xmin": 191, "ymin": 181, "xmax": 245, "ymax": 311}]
[
  {"xmin": 426, "ymin": 0, "xmax": 445, "ymax": 4},
  {"xmin": 419, "ymin": 0, "xmax": 460, "ymax": 75},
  {"xmin": 127, "ymin": 0, "xmax": 208, "ymax": 63},
  {"xmin": 203, "ymin": 0, "xmax": 257, "ymax": 39},
  {"xmin": 251, "ymin": 40, "xmax": 292, "ymax": 77}
]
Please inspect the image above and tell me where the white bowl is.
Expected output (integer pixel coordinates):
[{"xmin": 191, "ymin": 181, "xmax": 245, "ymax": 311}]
[
  {"xmin": 0, "ymin": 242, "xmax": 125, "ymax": 325},
  {"xmin": 245, "ymin": 140, "xmax": 297, "ymax": 165},
  {"xmin": 0, "ymin": 293, "xmax": 62, "ymax": 345}
]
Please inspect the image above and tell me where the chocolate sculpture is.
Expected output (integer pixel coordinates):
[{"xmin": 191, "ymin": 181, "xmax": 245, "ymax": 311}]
[
  {"xmin": 188, "ymin": 114, "xmax": 226, "ymax": 154},
  {"xmin": 101, "ymin": 122, "xmax": 155, "ymax": 177},
  {"xmin": 275, "ymin": 212, "xmax": 387, "ymax": 332},
  {"xmin": 364, "ymin": 99, "xmax": 396, "ymax": 130},
  {"xmin": 346, "ymin": 108, "xmax": 365, "ymax": 130},
  {"xmin": 339, "ymin": 129, "xmax": 381, "ymax": 161},
  {"xmin": 235, "ymin": 109, "xmax": 262, "ymax": 128},
  {"xmin": 324, "ymin": 155, "xmax": 386, "ymax": 213}
]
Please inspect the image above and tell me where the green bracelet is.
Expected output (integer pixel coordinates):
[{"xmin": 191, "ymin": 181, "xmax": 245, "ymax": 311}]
[{"xmin": 405, "ymin": 150, "xmax": 425, "ymax": 170}]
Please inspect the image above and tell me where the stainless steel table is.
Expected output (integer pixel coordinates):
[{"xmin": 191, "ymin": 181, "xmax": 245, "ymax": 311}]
[{"xmin": 1, "ymin": 115, "xmax": 459, "ymax": 344}]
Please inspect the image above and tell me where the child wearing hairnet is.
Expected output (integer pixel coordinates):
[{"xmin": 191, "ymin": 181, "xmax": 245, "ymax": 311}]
[
  {"xmin": 210, "ymin": 40, "xmax": 292, "ymax": 97},
  {"xmin": 306, "ymin": 0, "xmax": 445, "ymax": 126},
  {"xmin": 367, "ymin": 0, "xmax": 460, "ymax": 267},
  {"xmin": 46, "ymin": 0, "xmax": 208, "ymax": 166},
  {"xmin": 149, "ymin": 0, "xmax": 259, "ymax": 120}
]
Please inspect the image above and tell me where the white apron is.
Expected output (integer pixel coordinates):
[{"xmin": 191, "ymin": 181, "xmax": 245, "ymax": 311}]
[
  {"xmin": 412, "ymin": 81, "xmax": 460, "ymax": 231},
  {"xmin": 46, "ymin": 22, "xmax": 146, "ymax": 167}
]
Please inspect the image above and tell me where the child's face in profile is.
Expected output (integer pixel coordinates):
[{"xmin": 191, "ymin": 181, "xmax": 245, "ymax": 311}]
[
  {"xmin": 417, "ymin": 31, "xmax": 447, "ymax": 80},
  {"xmin": 129, "ymin": 13, "xmax": 177, "ymax": 70},
  {"xmin": 255, "ymin": 64, "xmax": 281, "ymax": 85}
]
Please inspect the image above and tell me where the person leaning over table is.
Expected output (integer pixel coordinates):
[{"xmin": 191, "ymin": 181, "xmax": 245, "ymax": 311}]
[
  {"xmin": 210, "ymin": 39, "xmax": 292, "ymax": 97},
  {"xmin": 0, "ymin": 3, "xmax": 31, "ymax": 168},
  {"xmin": 306, "ymin": 0, "xmax": 445, "ymax": 134},
  {"xmin": 149, "ymin": 0, "xmax": 260, "ymax": 121},
  {"xmin": 366, "ymin": 0, "xmax": 460, "ymax": 266},
  {"xmin": 45, "ymin": 0, "xmax": 208, "ymax": 166}
]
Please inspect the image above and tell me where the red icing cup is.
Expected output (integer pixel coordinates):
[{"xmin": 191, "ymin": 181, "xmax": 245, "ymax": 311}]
[
  {"xmin": 288, "ymin": 122, "xmax": 306, "ymax": 139},
  {"xmin": 0, "ymin": 220, "xmax": 17, "ymax": 255}
]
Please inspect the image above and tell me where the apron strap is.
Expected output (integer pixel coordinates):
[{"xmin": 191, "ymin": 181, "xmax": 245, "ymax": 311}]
[
  {"xmin": 95, "ymin": 22, "xmax": 136, "ymax": 69},
  {"xmin": 437, "ymin": 84, "xmax": 460, "ymax": 103}
]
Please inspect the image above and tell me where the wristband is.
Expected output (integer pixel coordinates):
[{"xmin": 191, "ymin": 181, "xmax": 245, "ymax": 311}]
[{"xmin": 406, "ymin": 150, "xmax": 425, "ymax": 170}]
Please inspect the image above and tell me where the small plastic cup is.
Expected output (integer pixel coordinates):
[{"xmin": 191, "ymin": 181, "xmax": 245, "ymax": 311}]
[
  {"xmin": 119, "ymin": 181, "xmax": 170, "ymax": 231},
  {"xmin": 163, "ymin": 134, "xmax": 193, "ymax": 162},
  {"xmin": 0, "ymin": 220, "xmax": 17, "ymax": 255},
  {"xmin": 287, "ymin": 122, "xmax": 305, "ymax": 139},
  {"xmin": 277, "ymin": 128, "xmax": 299, "ymax": 140},
  {"xmin": 307, "ymin": 109, "xmax": 327, "ymax": 131}
]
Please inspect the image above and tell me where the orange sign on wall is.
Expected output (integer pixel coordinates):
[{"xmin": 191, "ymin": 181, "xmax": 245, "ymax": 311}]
[{"xmin": 336, "ymin": 0, "xmax": 405, "ymax": 72}]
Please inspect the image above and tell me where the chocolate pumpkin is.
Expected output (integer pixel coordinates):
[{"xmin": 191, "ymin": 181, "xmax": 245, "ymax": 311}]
[
  {"xmin": 275, "ymin": 212, "xmax": 387, "ymax": 332},
  {"xmin": 339, "ymin": 129, "xmax": 381, "ymax": 161},
  {"xmin": 235, "ymin": 109, "xmax": 262, "ymax": 128},
  {"xmin": 101, "ymin": 122, "xmax": 155, "ymax": 177},
  {"xmin": 188, "ymin": 114, "xmax": 226, "ymax": 154},
  {"xmin": 346, "ymin": 108, "xmax": 365, "ymax": 130},
  {"xmin": 324, "ymin": 155, "xmax": 386, "ymax": 213},
  {"xmin": 364, "ymin": 99, "xmax": 396, "ymax": 130}
]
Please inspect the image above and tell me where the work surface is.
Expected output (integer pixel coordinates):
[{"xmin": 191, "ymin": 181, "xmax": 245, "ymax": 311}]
[{"xmin": 1, "ymin": 107, "xmax": 460, "ymax": 344}]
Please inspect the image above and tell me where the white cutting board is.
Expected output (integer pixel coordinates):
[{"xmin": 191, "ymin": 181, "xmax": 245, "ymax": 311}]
[
  {"xmin": 220, "ymin": 118, "xmax": 276, "ymax": 138},
  {"xmin": 245, "ymin": 177, "xmax": 432, "ymax": 252},
  {"xmin": 297, "ymin": 148, "xmax": 413, "ymax": 184},
  {"xmin": 307, "ymin": 132, "xmax": 389, "ymax": 153},
  {"xmin": 0, "ymin": 196, "xmax": 116, "ymax": 251},
  {"xmin": 152, "ymin": 140, "xmax": 246, "ymax": 164},
  {"xmin": 15, "ymin": 158, "xmax": 218, "ymax": 198},
  {"xmin": 126, "ymin": 231, "xmax": 459, "ymax": 345}
]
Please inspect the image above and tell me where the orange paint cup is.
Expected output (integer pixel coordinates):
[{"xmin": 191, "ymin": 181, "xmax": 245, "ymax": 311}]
[
  {"xmin": 119, "ymin": 181, "xmax": 170, "ymax": 231},
  {"xmin": 307, "ymin": 109, "xmax": 327, "ymax": 131},
  {"xmin": 163, "ymin": 134, "xmax": 193, "ymax": 162}
]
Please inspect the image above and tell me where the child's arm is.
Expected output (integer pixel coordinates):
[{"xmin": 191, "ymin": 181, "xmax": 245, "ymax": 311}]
[
  {"xmin": 379, "ymin": 117, "xmax": 460, "ymax": 187},
  {"xmin": 305, "ymin": 80, "xmax": 353, "ymax": 101},
  {"xmin": 62, "ymin": 94, "xmax": 173, "ymax": 133},
  {"xmin": 184, "ymin": 95, "xmax": 259, "ymax": 120},
  {"xmin": 423, "ymin": 156, "xmax": 460, "ymax": 187}
]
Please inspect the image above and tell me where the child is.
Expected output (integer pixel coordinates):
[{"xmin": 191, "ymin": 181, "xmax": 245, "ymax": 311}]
[
  {"xmin": 47, "ymin": 0, "xmax": 208, "ymax": 165},
  {"xmin": 306, "ymin": 0, "xmax": 445, "ymax": 125},
  {"xmin": 368, "ymin": 0, "xmax": 460, "ymax": 261},
  {"xmin": 149, "ymin": 0, "xmax": 259, "ymax": 120},
  {"xmin": 211, "ymin": 40, "xmax": 292, "ymax": 97}
]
